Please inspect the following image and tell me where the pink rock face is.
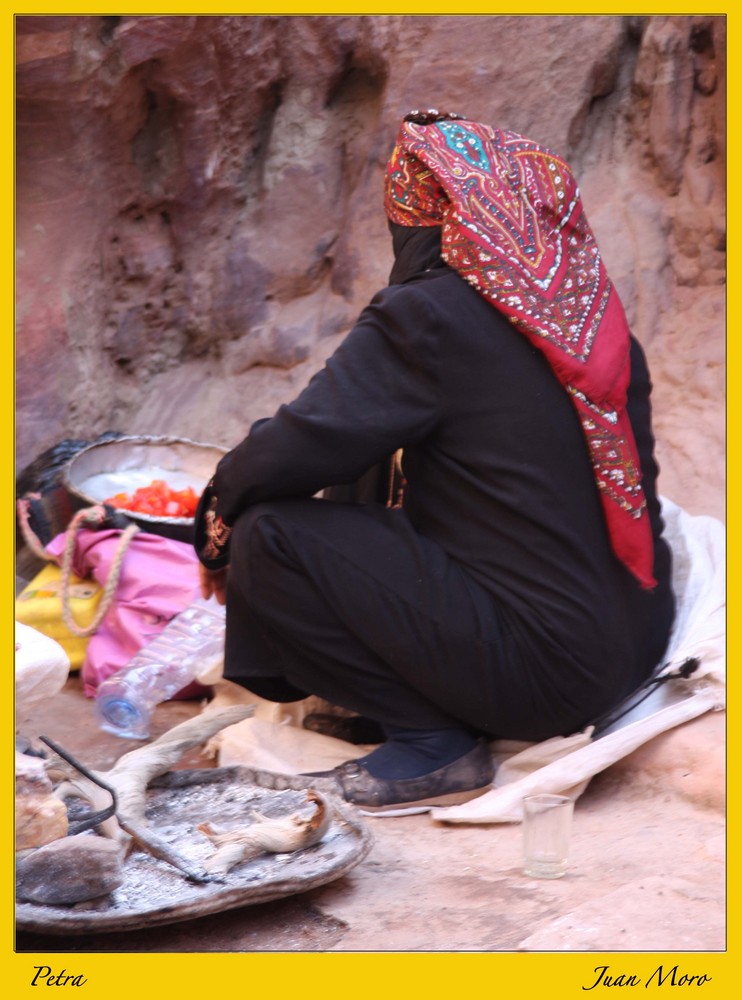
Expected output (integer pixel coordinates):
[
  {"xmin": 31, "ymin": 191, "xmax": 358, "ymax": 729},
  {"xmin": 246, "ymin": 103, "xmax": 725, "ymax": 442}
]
[{"xmin": 16, "ymin": 14, "xmax": 725, "ymax": 521}]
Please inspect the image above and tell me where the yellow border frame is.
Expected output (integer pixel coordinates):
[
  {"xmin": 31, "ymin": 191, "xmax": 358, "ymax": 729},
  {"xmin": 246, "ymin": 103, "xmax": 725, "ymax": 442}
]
[{"xmin": 5, "ymin": 6, "xmax": 733, "ymax": 997}]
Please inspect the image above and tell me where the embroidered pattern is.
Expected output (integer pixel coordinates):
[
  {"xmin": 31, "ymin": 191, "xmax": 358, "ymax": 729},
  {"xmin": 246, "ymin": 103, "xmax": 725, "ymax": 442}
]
[
  {"xmin": 385, "ymin": 122, "xmax": 610, "ymax": 363},
  {"xmin": 568, "ymin": 387, "xmax": 646, "ymax": 518},
  {"xmin": 384, "ymin": 116, "xmax": 655, "ymax": 587}
]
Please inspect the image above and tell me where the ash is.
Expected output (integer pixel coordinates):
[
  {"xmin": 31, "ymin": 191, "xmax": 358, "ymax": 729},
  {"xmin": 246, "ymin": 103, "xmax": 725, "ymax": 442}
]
[{"xmin": 106, "ymin": 781, "xmax": 341, "ymax": 912}]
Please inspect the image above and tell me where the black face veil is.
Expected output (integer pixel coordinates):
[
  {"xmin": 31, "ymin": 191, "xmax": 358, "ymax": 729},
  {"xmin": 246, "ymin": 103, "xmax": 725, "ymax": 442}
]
[{"xmin": 388, "ymin": 222, "xmax": 446, "ymax": 285}]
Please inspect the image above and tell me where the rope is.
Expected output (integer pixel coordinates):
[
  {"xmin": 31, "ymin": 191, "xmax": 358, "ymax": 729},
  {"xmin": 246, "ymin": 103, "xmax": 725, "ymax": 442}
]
[
  {"xmin": 59, "ymin": 506, "xmax": 140, "ymax": 638},
  {"xmin": 16, "ymin": 496, "xmax": 141, "ymax": 639},
  {"xmin": 16, "ymin": 494, "xmax": 53, "ymax": 560}
]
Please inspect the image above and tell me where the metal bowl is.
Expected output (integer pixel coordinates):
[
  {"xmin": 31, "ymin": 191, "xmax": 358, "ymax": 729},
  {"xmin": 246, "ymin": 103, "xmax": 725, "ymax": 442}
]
[{"xmin": 63, "ymin": 435, "xmax": 227, "ymax": 542}]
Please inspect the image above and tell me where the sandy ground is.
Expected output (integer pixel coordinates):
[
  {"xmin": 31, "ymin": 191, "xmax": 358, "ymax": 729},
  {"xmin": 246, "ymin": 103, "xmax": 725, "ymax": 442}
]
[{"xmin": 14, "ymin": 676, "xmax": 725, "ymax": 955}]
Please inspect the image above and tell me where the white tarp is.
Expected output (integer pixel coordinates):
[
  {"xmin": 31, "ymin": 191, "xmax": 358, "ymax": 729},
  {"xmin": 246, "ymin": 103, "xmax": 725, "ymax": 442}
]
[{"xmin": 431, "ymin": 497, "xmax": 726, "ymax": 823}]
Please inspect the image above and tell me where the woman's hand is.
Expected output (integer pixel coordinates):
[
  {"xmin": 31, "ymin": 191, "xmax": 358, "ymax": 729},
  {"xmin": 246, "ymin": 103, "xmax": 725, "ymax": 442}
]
[{"xmin": 199, "ymin": 562, "xmax": 229, "ymax": 605}]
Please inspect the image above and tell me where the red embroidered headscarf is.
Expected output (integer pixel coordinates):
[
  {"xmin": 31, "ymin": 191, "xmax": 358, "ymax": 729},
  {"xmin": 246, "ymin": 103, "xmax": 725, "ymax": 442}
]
[{"xmin": 384, "ymin": 111, "xmax": 656, "ymax": 588}]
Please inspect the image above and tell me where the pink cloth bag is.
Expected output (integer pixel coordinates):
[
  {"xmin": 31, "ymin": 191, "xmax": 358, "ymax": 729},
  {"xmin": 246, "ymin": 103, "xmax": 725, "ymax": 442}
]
[{"xmin": 46, "ymin": 528, "xmax": 202, "ymax": 697}]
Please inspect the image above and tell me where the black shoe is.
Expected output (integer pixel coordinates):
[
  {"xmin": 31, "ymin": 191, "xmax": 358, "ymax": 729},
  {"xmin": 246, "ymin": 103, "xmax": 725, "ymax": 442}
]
[
  {"xmin": 302, "ymin": 713, "xmax": 386, "ymax": 745},
  {"xmin": 305, "ymin": 738, "xmax": 494, "ymax": 816}
]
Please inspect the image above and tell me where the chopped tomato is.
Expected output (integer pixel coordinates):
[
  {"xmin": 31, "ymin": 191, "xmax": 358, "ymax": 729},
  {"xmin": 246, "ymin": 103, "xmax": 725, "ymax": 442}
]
[{"xmin": 104, "ymin": 479, "xmax": 200, "ymax": 518}]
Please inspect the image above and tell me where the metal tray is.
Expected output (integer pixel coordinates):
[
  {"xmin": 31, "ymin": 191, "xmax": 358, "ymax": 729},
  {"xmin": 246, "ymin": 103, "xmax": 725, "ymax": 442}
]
[
  {"xmin": 16, "ymin": 767, "xmax": 373, "ymax": 935},
  {"xmin": 63, "ymin": 435, "xmax": 227, "ymax": 541}
]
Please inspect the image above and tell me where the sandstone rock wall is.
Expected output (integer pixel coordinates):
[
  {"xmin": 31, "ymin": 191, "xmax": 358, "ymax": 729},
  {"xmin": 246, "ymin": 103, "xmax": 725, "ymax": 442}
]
[{"xmin": 16, "ymin": 14, "xmax": 725, "ymax": 520}]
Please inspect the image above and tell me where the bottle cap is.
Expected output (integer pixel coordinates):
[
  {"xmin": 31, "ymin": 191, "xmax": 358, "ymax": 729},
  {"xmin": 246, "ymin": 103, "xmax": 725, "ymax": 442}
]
[{"xmin": 97, "ymin": 697, "xmax": 150, "ymax": 740}]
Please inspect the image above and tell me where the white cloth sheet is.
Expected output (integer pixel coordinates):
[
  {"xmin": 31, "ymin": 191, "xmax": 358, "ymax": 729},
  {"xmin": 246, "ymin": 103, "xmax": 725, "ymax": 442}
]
[{"xmin": 15, "ymin": 622, "xmax": 70, "ymax": 723}]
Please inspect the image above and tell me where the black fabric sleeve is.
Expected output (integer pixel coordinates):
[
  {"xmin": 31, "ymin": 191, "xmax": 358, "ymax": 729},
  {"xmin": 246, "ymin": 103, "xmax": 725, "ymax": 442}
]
[{"xmin": 199, "ymin": 283, "xmax": 441, "ymax": 546}]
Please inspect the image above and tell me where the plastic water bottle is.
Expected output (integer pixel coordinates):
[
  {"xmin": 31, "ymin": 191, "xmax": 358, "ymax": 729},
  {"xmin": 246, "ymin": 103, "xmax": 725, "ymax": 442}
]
[{"xmin": 94, "ymin": 595, "xmax": 226, "ymax": 739}]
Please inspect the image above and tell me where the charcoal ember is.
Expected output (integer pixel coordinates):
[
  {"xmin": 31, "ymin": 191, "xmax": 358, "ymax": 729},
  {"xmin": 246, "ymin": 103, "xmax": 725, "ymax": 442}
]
[{"xmin": 16, "ymin": 834, "xmax": 123, "ymax": 905}]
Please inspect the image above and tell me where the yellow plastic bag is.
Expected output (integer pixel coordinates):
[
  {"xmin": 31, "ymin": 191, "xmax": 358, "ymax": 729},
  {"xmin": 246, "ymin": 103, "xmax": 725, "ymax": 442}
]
[{"xmin": 15, "ymin": 564, "xmax": 103, "ymax": 672}]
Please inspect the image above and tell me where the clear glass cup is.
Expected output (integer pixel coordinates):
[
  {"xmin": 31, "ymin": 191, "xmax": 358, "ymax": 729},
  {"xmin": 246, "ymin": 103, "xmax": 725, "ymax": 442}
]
[{"xmin": 522, "ymin": 793, "xmax": 574, "ymax": 879}]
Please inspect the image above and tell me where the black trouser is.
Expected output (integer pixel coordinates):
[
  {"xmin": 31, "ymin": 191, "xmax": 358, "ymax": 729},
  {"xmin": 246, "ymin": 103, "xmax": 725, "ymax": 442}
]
[{"xmin": 224, "ymin": 497, "xmax": 606, "ymax": 741}]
